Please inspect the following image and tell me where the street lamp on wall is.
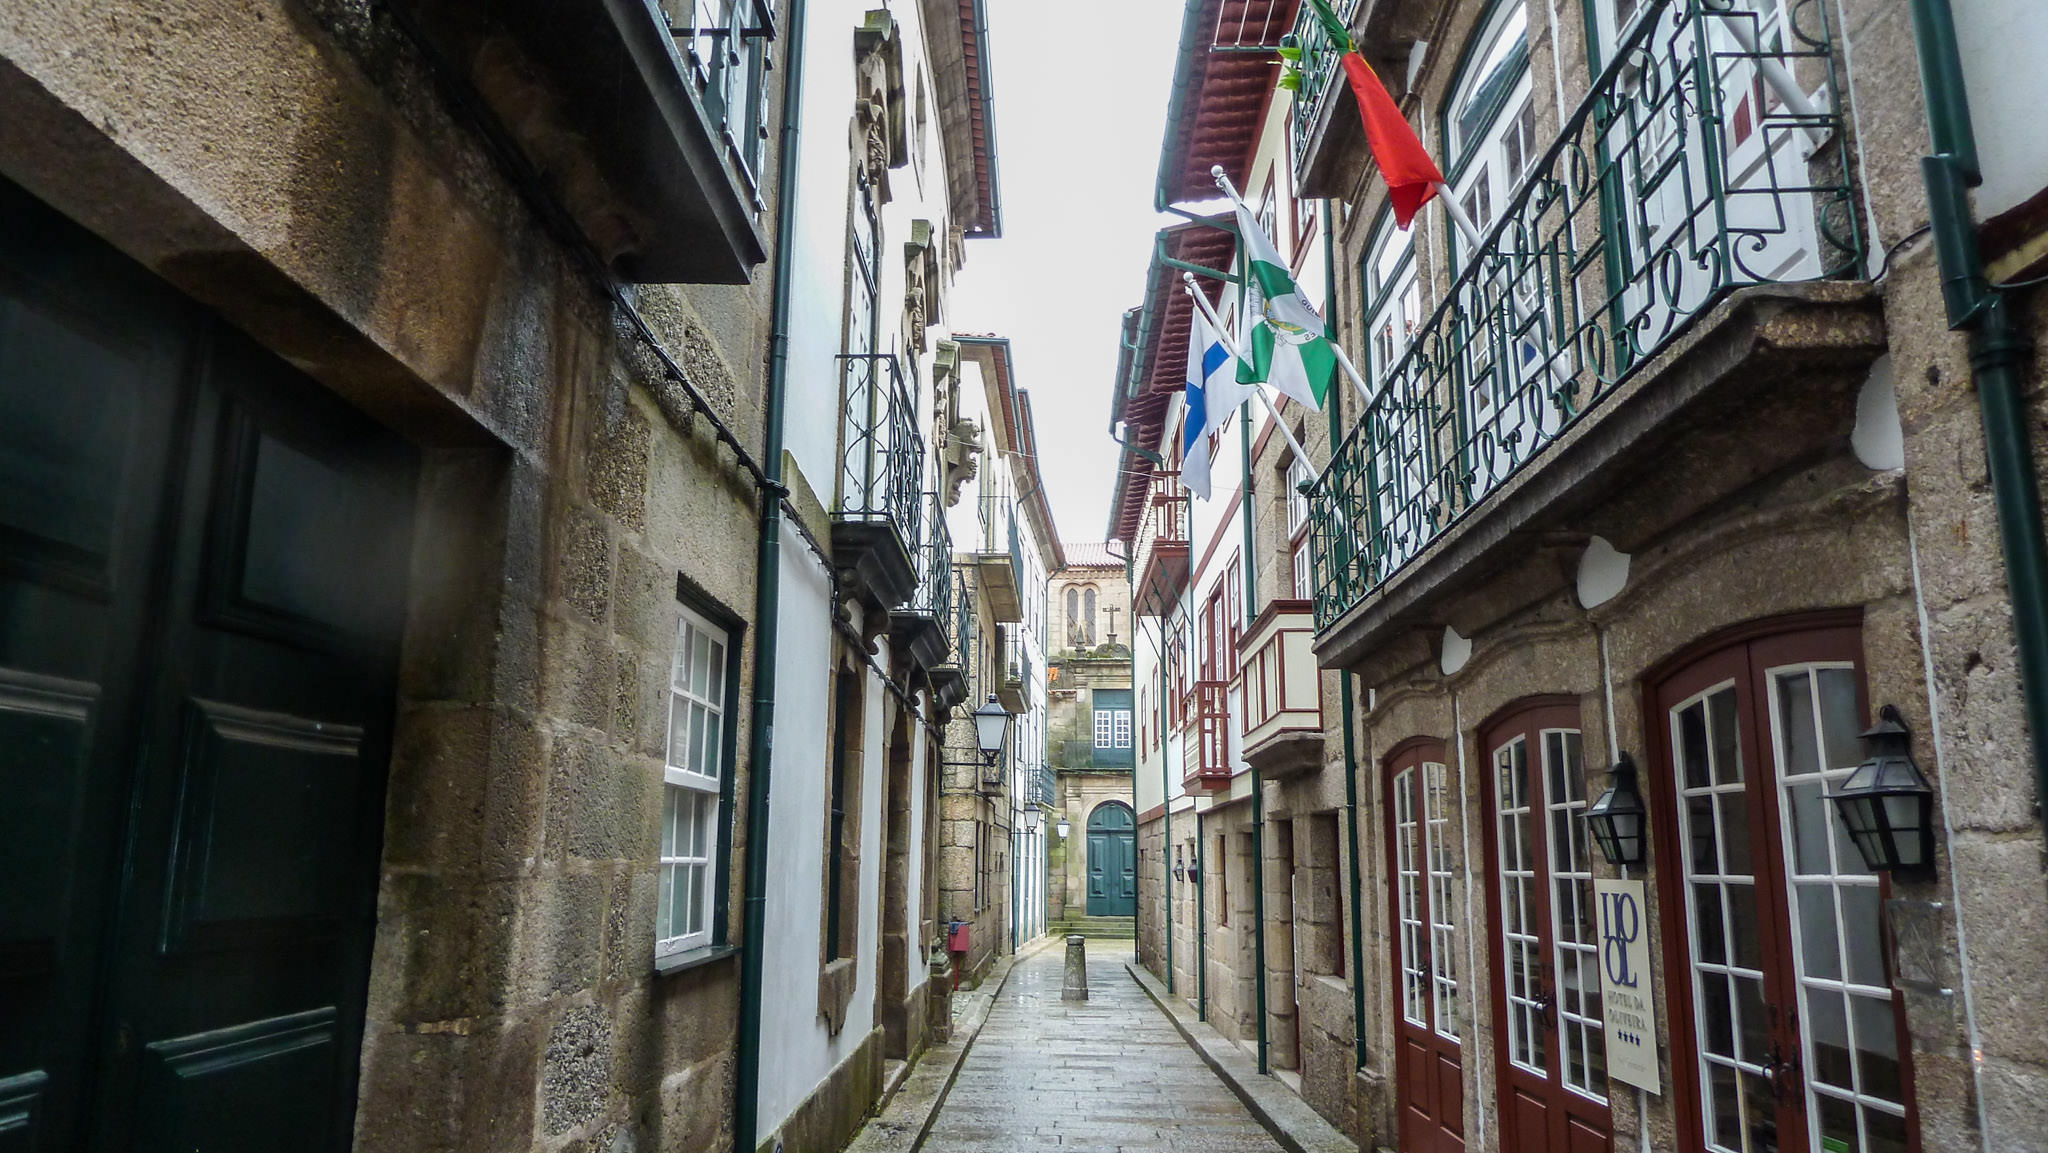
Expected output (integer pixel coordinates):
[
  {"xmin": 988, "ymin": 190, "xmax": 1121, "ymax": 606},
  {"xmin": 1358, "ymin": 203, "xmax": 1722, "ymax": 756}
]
[
  {"xmin": 1055, "ymin": 818, "xmax": 1070, "ymax": 839},
  {"xmin": 1828, "ymin": 705, "xmax": 1936, "ymax": 879},
  {"xmin": 1586, "ymin": 754, "xmax": 1648, "ymax": 867},
  {"xmin": 972, "ymin": 694, "xmax": 1011, "ymax": 765}
]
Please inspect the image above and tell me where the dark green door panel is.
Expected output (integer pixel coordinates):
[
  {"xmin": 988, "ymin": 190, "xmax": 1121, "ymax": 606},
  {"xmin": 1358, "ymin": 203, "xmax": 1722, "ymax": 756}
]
[
  {"xmin": 1084, "ymin": 803, "xmax": 1137, "ymax": 917},
  {"xmin": 0, "ymin": 177, "xmax": 414, "ymax": 1152}
]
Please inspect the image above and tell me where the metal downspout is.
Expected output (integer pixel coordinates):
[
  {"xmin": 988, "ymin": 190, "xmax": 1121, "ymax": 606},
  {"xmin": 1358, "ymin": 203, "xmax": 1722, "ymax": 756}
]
[
  {"xmin": 1240, "ymin": 403, "xmax": 1269, "ymax": 1074},
  {"xmin": 735, "ymin": 0, "xmax": 808, "ymax": 1143},
  {"xmin": 1196, "ymin": 810, "xmax": 1208, "ymax": 1020},
  {"xmin": 1909, "ymin": 0, "xmax": 2048, "ymax": 868},
  {"xmin": 1323, "ymin": 197, "xmax": 1370, "ymax": 1070}
]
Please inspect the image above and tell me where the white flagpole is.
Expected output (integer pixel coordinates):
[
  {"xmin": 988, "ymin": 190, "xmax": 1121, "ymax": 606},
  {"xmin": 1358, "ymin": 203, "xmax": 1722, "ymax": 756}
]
[
  {"xmin": 1209, "ymin": 165, "xmax": 1377, "ymax": 409},
  {"xmin": 1180, "ymin": 273, "xmax": 1316, "ymax": 470}
]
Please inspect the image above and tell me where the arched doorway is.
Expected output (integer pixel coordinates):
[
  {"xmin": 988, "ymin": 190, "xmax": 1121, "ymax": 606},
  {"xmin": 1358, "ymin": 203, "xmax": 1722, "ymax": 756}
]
[{"xmin": 1086, "ymin": 802, "xmax": 1137, "ymax": 916}]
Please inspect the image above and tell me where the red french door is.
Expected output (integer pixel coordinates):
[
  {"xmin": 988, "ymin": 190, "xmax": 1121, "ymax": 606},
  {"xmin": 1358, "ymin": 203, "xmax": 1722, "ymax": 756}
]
[
  {"xmin": 1480, "ymin": 700, "xmax": 1613, "ymax": 1153},
  {"xmin": 1384, "ymin": 739, "xmax": 1466, "ymax": 1153},
  {"xmin": 1650, "ymin": 618, "xmax": 1919, "ymax": 1153}
]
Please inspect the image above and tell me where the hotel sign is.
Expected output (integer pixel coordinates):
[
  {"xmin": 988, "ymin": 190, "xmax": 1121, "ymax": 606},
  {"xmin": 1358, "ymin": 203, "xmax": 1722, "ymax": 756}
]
[{"xmin": 1594, "ymin": 877, "xmax": 1661, "ymax": 1095}]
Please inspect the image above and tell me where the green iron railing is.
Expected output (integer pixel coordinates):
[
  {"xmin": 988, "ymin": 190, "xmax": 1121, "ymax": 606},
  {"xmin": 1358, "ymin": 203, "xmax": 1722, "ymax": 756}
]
[
  {"xmin": 906, "ymin": 491, "xmax": 954, "ymax": 647},
  {"xmin": 1285, "ymin": 0, "xmax": 1362, "ymax": 174},
  {"xmin": 837, "ymin": 352, "xmax": 925, "ymax": 561},
  {"xmin": 665, "ymin": 0, "xmax": 776, "ymax": 200},
  {"xmin": 1307, "ymin": 0, "xmax": 1862, "ymax": 629}
]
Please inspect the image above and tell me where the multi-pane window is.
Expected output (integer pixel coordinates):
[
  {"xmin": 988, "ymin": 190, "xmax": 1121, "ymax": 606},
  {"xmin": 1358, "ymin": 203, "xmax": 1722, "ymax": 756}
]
[
  {"xmin": 1769, "ymin": 664, "xmax": 1908, "ymax": 1153},
  {"xmin": 659, "ymin": 607, "xmax": 729, "ymax": 958},
  {"xmin": 1544, "ymin": 730, "xmax": 1607, "ymax": 1101},
  {"xmin": 1424, "ymin": 761, "xmax": 1461, "ymax": 1039},
  {"xmin": 1496, "ymin": 735, "xmax": 1547, "ymax": 1073},
  {"xmin": 1286, "ymin": 456, "xmax": 1313, "ymax": 600}
]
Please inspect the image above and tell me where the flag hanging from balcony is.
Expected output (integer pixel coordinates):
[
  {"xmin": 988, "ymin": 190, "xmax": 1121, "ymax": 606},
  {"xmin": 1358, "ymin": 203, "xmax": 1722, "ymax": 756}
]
[
  {"xmin": 1180, "ymin": 305, "xmax": 1237, "ymax": 500},
  {"xmin": 1221, "ymin": 191, "xmax": 1335, "ymax": 412},
  {"xmin": 1283, "ymin": 0, "xmax": 1445, "ymax": 228}
]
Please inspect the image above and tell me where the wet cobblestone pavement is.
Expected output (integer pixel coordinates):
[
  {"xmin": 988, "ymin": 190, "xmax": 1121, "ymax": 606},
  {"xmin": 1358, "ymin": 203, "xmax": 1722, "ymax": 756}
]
[{"xmin": 920, "ymin": 941, "xmax": 1287, "ymax": 1152}]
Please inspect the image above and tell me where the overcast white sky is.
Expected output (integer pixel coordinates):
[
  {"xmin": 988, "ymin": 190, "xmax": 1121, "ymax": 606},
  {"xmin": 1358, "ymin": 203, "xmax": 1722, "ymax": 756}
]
[{"xmin": 949, "ymin": 0, "xmax": 1186, "ymax": 548}]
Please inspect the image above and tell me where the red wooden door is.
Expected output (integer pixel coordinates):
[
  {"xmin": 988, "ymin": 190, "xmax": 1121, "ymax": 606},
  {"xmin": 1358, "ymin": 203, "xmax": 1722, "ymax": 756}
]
[
  {"xmin": 1481, "ymin": 701, "xmax": 1612, "ymax": 1153},
  {"xmin": 1384, "ymin": 739, "xmax": 1466, "ymax": 1153},
  {"xmin": 1650, "ymin": 619, "xmax": 1920, "ymax": 1153}
]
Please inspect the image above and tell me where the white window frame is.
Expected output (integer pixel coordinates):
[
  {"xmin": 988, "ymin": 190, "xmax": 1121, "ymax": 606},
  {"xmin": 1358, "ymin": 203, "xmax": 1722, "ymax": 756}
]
[
  {"xmin": 658, "ymin": 604, "xmax": 730, "ymax": 959},
  {"xmin": 1112, "ymin": 709, "xmax": 1133, "ymax": 750}
]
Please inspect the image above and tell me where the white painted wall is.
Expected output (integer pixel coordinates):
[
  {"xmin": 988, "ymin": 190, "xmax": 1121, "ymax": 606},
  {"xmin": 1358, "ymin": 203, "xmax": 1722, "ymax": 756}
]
[
  {"xmin": 1956, "ymin": 0, "xmax": 2048, "ymax": 219},
  {"xmin": 757, "ymin": 0, "xmax": 976, "ymax": 1135}
]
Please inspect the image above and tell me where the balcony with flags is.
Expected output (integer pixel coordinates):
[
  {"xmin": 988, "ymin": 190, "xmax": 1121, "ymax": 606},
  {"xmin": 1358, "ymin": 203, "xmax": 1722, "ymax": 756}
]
[{"xmin": 1291, "ymin": 0, "xmax": 1883, "ymax": 664}]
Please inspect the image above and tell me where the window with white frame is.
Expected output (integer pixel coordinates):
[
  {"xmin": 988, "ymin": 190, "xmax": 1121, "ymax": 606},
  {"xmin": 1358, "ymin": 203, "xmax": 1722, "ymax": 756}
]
[
  {"xmin": 659, "ymin": 606, "xmax": 729, "ymax": 958},
  {"xmin": 1287, "ymin": 455, "xmax": 1313, "ymax": 600}
]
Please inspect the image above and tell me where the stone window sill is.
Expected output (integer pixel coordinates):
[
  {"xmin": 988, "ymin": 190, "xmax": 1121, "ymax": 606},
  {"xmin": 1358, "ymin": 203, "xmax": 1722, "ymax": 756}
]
[{"xmin": 655, "ymin": 943, "xmax": 740, "ymax": 977}]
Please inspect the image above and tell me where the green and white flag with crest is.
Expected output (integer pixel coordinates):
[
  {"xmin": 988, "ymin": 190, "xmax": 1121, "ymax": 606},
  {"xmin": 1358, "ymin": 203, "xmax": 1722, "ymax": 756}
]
[{"xmin": 1230, "ymin": 199, "xmax": 1335, "ymax": 411}]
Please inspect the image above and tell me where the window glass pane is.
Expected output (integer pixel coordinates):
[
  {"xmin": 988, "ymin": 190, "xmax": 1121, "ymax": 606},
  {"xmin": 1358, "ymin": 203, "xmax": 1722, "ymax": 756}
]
[
  {"xmin": 708, "ymin": 639, "xmax": 726, "ymax": 702},
  {"xmin": 1818, "ymin": 667, "xmax": 1861, "ymax": 770},
  {"xmin": 1778, "ymin": 671, "xmax": 1819, "ymax": 778},
  {"xmin": 657, "ymin": 864, "xmax": 675, "ymax": 942},
  {"xmin": 1709, "ymin": 687, "xmax": 1742, "ymax": 783}
]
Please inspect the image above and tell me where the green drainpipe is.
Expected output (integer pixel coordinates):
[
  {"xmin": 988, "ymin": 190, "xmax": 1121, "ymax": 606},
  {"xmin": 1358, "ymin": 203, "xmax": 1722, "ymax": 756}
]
[
  {"xmin": 1196, "ymin": 810, "xmax": 1208, "ymax": 1020},
  {"xmin": 1322, "ymin": 198, "xmax": 1370, "ymax": 1069},
  {"xmin": 735, "ymin": 0, "xmax": 808, "ymax": 1145},
  {"xmin": 1240, "ymin": 402, "xmax": 1268, "ymax": 1075},
  {"xmin": 1909, "ymin": 0, "xmax": 2048, "ymax": 858}
]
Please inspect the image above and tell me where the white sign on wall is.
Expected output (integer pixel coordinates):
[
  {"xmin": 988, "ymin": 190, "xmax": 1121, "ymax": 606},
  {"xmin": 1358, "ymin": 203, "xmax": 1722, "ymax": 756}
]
[{"xmin": 1594, "ymin": 877, "xmax": 1661, "ymax": 1095}]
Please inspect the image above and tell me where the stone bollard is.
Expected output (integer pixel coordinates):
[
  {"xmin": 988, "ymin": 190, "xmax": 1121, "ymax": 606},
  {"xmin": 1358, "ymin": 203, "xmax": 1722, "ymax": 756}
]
[
  {"xmin": 928, "ymin": 950, "xmax": 954, "ymax": 1043},
  {"xmin": 1061, "ymin": 934, "xmax": 1089, "ymax": 1002}
]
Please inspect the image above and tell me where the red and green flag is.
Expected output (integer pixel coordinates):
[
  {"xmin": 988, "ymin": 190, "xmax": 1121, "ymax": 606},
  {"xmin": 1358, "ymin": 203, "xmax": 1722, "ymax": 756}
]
[{"xmin": 1282, "ymin": 0, "xmax": 1445, "ymax": 228}]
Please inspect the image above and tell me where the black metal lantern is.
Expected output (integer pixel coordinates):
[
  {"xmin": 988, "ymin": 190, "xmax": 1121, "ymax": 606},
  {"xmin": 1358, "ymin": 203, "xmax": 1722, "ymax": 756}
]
[
  {"xmin": 1828, "ymin": 705, "xmax": 1935, "ymax": 878},
  {"xmin": 972, "ymin": 694, "xmax": 1012, "ymax": 765},
  {"xmin": 1055, "ymin": 818, "xmax": 1071, "ymax": 839},
  {"xmin": 1586, "ymin": 754, "xmax": 1648, "ymax": 867}
]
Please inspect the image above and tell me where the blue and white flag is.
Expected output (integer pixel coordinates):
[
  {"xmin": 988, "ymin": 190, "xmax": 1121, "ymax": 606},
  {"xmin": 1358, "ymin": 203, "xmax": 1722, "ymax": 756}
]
[{"xmin": 1181, "ymin": 306, "xmax": 1248, "ymax": 500}]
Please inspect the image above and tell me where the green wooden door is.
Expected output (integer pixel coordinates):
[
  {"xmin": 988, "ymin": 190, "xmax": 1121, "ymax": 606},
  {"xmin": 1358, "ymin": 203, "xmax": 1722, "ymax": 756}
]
[
  {"xmin": 1085, "ymin": 802, "xmax": 1136, "ymax": 917},
  {"xmin": 0, "ymin": 178, "xmax": 414, "ymax": 1152}
]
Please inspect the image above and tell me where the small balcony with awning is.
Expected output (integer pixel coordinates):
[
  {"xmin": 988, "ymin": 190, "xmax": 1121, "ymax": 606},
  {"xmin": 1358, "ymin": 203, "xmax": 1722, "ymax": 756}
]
[
  {"xmin": 1180, "ymin": 679, "xmax": 1233, "ymax": 794},
  {"xmin": 1235, "ymin": 600, "xmax": 1323, "ymax": 778}
]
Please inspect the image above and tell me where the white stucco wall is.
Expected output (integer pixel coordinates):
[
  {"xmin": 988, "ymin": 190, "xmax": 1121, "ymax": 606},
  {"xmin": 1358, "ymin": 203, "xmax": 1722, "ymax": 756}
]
[
  {"xmin": 757, "ymin": 0, "xmax": 969, "ymax": 1134},
  {"xmin": 1956, "ymin": 0, "xmax": 2048, "ymax": 219}
]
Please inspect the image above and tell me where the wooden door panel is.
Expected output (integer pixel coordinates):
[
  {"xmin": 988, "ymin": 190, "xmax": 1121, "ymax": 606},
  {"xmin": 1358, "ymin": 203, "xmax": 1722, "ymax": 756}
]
[
  {"xmin": 1088, "ymin": 836, "xmax": 1108, "ymax": 897},
  {"xmin": 109, "ymin": 329, "xmax": 412, "ymax": 1152},
  {"xmin": 137, "ymin": 1009, "xmax": 339, "ymax": 1151},
  {"xmin": 1435, "ymin": 1049, "xmax": 1465, "ymax": 1140},
  {"xmin": 1566, "ymin": 1113, "xmax": 1610, "ymax": 1153},
  {"xmin": 0, "ymin": 178, "xmax": 193, "ymax": 1152},
  {"xmin": 160, "ymin": 702, "xmax": 367, "ymax": 953},
  {"xmin": 1510, "ymin": 1085, "xmax": 1551, "ymax": 1150}
]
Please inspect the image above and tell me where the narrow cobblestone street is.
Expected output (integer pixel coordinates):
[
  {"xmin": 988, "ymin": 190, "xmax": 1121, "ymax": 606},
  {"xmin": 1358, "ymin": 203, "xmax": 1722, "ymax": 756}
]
[{"xmin": 919, "ymin": 942, "xmax": 1287, "ymax": 1152}]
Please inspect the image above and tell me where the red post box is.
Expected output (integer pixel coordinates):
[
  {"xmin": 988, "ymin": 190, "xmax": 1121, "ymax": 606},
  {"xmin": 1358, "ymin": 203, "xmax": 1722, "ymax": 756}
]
[{"xmin": 947, "ymin": 922, "xmax": 970, "ymax": 953}]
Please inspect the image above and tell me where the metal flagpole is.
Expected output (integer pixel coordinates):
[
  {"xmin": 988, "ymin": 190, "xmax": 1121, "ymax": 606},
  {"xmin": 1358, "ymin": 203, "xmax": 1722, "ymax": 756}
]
[
  {"xmin": 1180, "ymin": 274, "xmax": 1317, "ymax": 468},
  {"xmin": 1208, "ymin": 167, "xmax": 1377, "ymax": 410}
]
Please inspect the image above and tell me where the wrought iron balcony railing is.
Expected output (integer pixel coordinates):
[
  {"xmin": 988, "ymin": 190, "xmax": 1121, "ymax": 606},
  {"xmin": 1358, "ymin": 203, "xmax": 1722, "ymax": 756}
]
[
  {"xmin": 1285, "ymin": 0, "xmax": 1362, "ymax": 175},
  {"xmin": 976, "ymin": 492, "xmax": 1026, "ymax": 623},
  {"xmin": 1181, "ymin": 679, "xmax": 1233, "ymax": 793},
  {"xmin": 1308, "ymin": 0, "xmax": 1860, "ymax": 630},
  {"xmin": 1134, "ymin": 470, "xmax": 1192, "ymax": 615},
  {"xmin": 837, "ymin": 351, "xmax": 925, "ymax": 559},
  {"xmin": 665, "ymin": 0, "xmax": 775, "ymax": 202},
  {"xmin": 907, "ymin": 493, "xmax": 954, "ymax": 632}
]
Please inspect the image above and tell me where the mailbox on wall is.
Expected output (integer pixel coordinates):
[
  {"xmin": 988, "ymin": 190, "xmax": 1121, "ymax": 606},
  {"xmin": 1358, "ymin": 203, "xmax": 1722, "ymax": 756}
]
[{"xmin": 947, "ymin": 922, "xmax": 970, "ymax": 953}]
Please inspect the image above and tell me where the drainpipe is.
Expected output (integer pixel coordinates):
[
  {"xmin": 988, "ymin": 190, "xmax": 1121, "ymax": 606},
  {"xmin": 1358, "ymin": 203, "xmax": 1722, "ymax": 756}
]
[
  {"xmin": 1239, "ymin": 400, "xmax": 1269, "ymax": 1075},
  {"xmin": 1909, "ymin": 0, "xmax": 2048, "ymax": 857},
  {"xmin": 1196, "ymin": 810, "xmax": 1208, "ymax": 1020},
  {"xmin": 735, "ymin": 0, "xmax": 808, "ymax": 1145},
  {"xmin": 1323, "ymin": 198, "xmax": 1370, "ymax": 1069}
]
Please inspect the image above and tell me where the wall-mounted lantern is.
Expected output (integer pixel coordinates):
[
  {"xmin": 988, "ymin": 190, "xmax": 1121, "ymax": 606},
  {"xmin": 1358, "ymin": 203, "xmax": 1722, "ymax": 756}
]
[
  {"xmin": 1586, "ymin": 754, "xmax": 1648, "ymax": 867},
  {"xmin": 1022, "ymin": 808, "xmax": 1042, "ymax": 833},
  {"xmin": 1055, "ymin": 818, "xmax": 1071, "ymax": 839},
  {"xmin": 1828, "ymin": 705, "xmax": 1936, "ymax": 879},
  {"xmin": 972, "ymin": 693, "xmax": 1011, "ymax": 765}
]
